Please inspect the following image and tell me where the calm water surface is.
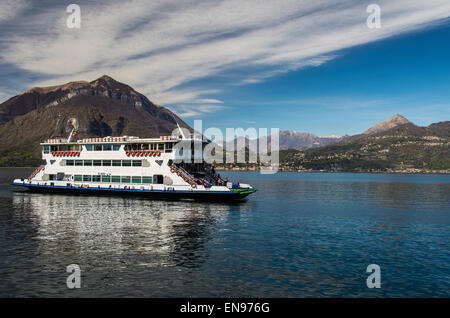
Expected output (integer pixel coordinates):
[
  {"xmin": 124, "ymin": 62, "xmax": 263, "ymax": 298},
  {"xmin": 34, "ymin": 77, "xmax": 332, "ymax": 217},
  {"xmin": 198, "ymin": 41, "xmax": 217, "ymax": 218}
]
[{"xmin": 0, "ymin": 168, "xmax": 449, "ymax": 297}]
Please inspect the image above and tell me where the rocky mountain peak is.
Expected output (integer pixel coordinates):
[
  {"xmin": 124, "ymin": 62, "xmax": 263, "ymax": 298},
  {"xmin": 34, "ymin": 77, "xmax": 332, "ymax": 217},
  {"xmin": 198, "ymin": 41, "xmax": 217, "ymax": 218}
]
[{"xmin": 363, "ymin": 114, "xmax": 412, "ymax": 135}]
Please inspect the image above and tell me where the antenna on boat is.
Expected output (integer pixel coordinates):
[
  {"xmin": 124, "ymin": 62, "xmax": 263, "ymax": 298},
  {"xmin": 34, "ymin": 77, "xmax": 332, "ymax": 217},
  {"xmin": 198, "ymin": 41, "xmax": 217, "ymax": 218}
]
[
  {"xmin": 176, "ymin": 121, "xmax": 186, "ymax": 140},
  {"xmin": 67, "ymin": 128, "xmax": 75, "ymax": 143}
]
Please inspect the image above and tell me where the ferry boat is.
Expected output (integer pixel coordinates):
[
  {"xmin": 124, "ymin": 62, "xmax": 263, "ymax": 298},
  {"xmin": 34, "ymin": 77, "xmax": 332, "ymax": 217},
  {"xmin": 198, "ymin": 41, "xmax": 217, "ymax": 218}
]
[{"xmin": 11, "ymin": 129, "xmax": 256, "ymax": 201}]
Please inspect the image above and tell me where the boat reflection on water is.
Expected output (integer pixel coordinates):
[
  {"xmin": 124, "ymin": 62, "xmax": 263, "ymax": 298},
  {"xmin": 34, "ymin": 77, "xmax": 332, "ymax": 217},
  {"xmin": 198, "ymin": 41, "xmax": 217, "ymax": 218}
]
[{"xmin": 12, "ymin": 192, "xmax": 252, "ymax": 272}]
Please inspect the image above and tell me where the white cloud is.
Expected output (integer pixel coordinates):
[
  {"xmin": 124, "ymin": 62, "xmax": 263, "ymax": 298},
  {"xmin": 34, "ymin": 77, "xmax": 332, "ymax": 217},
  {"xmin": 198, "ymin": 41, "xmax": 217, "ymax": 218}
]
[
  {"xmin": 0, "ymin": 0, "xmax": 449, "ymax": 109},
  {"xmin": 171, "ymin": 103, "xmax": 227, "ymax": 118},
  {"xmin": 0, "ymin": 0, "xmax": 28, "ymax": 23}
]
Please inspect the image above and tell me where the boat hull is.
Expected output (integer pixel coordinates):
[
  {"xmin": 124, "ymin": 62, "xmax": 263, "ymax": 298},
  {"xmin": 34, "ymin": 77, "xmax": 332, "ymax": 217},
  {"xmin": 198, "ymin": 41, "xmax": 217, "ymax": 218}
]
[{"xmin": 11, "ymin": 183, "xmax": 256, "ymax": 201}]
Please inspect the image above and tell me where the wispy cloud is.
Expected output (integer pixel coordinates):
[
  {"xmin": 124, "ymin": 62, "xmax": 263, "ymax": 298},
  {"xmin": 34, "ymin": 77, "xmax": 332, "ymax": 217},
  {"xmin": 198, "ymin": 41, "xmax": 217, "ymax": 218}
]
[
  {"xmin": 0, "ymin": 0, "xmax": 28, "ymax": 23},
  {"xmin": 0, "ymin": 0, "xmax": 449, "ymax": 111},
  {"xmin": 171, "ymin": 103, "xmax": 227, "ymax": 118}
]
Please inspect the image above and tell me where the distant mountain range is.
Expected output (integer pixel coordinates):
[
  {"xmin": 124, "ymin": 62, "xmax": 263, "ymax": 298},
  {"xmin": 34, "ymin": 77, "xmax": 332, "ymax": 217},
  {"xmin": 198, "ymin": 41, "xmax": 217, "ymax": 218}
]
[
  {"xmin": 279, "ymin": 119, "xmax": 450, "ymax": 172},
  {"xmin": 217, "ymin": 131, "xmax": 342, "ymax": 152},
  {"xmin": 0, "ymin": 75, "xmax": 190, "ymax": 166},
  {"xmin": 218, "ymin": 114, "xmax": 415, "ymax": 152},
  {"xmin": 215, "ymin": 115, "xmax": 449, "ymax": 172}
]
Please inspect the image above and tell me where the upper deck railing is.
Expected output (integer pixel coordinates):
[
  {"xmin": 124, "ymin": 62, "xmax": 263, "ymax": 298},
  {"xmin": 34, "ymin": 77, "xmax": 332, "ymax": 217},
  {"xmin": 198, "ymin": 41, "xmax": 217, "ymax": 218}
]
[{"xmin": 42, "ymin": 133, "xmax": 209, "ymax": 145}]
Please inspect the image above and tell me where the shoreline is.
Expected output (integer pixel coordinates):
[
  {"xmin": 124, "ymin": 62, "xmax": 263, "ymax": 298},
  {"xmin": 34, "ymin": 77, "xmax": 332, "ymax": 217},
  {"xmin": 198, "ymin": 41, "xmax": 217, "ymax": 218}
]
[
  {"xmin": 1, "ymin": 167, "xmax": 448, "ymax": 175},
  {"xmin": 216, "ymin": 169, "xmax": 450, "ymax": 175}
]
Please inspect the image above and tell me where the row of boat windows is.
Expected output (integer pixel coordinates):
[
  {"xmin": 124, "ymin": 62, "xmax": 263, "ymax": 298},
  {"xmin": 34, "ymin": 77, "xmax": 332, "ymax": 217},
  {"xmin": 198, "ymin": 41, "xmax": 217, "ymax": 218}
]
[
  {"xmin": 43, "ymin": 145, "xmax": 82, "ymax": 153},
  {"xmin": 43, "ymin": 143, "xmax": 174, "ymax": 153},
  {"xmin": 66, "ymin": 160, "xmax": 143, "ymax": 167},
  {"xmin": 73, "ymin": 175, "xmax": 153, "ymax": 184},
  {"xmin": 125, "ymin": 143, "xmax": 173, "ymax": 152},
  {"xmin": 85, "ymin": 144, "xmax": 121, "ymax": 151}
]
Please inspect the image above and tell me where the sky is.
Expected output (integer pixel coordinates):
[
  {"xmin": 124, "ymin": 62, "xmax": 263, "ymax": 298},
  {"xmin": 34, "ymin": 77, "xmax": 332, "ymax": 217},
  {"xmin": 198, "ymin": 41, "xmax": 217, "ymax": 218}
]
[{"xmin": 0, "ymin": 0, "xmax": 449, "ymax": 137}]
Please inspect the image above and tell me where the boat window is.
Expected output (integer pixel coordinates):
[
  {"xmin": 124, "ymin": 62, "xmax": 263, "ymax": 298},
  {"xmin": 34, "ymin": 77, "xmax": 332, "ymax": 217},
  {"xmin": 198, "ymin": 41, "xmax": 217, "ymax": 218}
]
[
  {"xmin": 83, "ymin": 175, "xmax": 91, "ymax": 182},
  {"xmin": 111, "ymin": 176, "xmax": 120, "ymax": 183},
  {"xmin": 85, "ymin": 145, "xmax": 93, "ymax": 151},
  {"xmin": 132, "ymin": 160, "xmax": 142, "ymax": 167},
  {"xmin": 66, "ymin": 160, "xmax": 74, "ymax": 166},
  {"xmin": 92, "ymin": 176, "xmax": 101, "ymax": 182},
  {"xmin": 102, "ymin": 160, "xmax": 111, "ymax": 166},
  {"xmin": 158, "ymin": 143, "xmax": 164, "ymax": 151},
  {"xmin": 93, "ymin": 160, "xmax": 102, "ymax": 166},
  {"xmin": 112, "ymin": 160, "xmax": 121, "ymax": 166},
  {"xmin": 150, "ymin": 143, "xmax": 156, "ymax": 150},
  {"xmin": 49, "ymin": 174, "xmax": 56, "ymax": 180},
  {"xmin": 101, "ymin": 176, "xmax": 111, "ymax": 183},
  {"xmin": 122, "ymin": 160, "xmax": 131, "ymax": 167},
  {"xmin": 121, "ymin": 176, "xmax": 131, "ymax": 183},
  {"xmin": 83, "ymin": 160, "xmax": 92, "ymax": 166},
  {"xmin": 142, "ymin": 176, "xmax": 152, "ymax": 184},
  {"xmin": 153, "ymin": 175, "xmax": 164, "ymax": 184},
  {"xmin": 94, "ymin": 144, "xmax": 102, "ymax": 151},
  {"xmin": 75, "ymin": 160, "xmax": 83, "ymax": 166},
  {"xmin": 132, "ymin": 176, "xmax": 142, "ymax": 184},
  {"xmin": 74, "ymin": 175, "xmax": 82, "ymax": 182},
  {"xmin": 43, "ymin": 145, "xmax": 50, "ymax": 154},
  {"xmin": 113, "ymin": 144, "xmax": 120, "ymax": 151},
  {"xmin": 141, "ymin": 144, "xmax": 149, "ymax": 150},
  {"xmin": 165, "ymin": 143, "xmax": 173, "ymax": 153},
  {"xmin": 103, "ymin": 144, "xmax": 112, "ymax": 151}
]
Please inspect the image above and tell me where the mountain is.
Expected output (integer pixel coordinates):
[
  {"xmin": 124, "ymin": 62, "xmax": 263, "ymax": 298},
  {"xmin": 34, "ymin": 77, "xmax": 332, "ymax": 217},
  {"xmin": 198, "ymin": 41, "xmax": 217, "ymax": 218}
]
[
  {"xmin": 362, "ymin": 114, "xmax": 412, "ymax": 135},
  {"xmin": 218, "ymin": 130, "xmax": 342, "ymax": 152},
  {"xmin": 216, "ymin": 115, "xmax": 415, "ymax": 154},
  {"xmin": 270, "ymin": 131, "xmax": 342, "ymax": 150},
  {"xmin": 281, "ymin": 120, "xmax": 449, "ymax": 172},
  {"xmin": 0, "ymin": 75, "xmax": 190, "ymax": 166}
]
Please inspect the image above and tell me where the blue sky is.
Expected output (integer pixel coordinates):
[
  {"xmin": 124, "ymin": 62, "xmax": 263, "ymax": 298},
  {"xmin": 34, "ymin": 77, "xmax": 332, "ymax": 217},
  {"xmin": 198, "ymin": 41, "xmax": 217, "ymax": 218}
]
[
  {"xmin": 0, "ymin": 0, "xmax": 449, "ymax": 137},
  {"xmin": 197, "ymin": 22, "xmax": 450, "ymax": 136}
]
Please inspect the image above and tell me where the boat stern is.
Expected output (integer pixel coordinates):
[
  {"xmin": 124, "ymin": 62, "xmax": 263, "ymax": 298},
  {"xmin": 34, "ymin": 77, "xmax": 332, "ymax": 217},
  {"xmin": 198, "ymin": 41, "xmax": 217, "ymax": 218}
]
[{"xmin": 229, "ymin": 183, "xmax": 257, "ymax": 198}]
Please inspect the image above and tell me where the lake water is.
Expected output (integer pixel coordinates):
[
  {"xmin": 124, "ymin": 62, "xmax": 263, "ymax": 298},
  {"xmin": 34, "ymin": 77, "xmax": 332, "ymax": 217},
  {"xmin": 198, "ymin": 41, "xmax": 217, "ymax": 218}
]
[{"xmin": 0, "ymin": 168, "xmax": 449, "ymax": 297}]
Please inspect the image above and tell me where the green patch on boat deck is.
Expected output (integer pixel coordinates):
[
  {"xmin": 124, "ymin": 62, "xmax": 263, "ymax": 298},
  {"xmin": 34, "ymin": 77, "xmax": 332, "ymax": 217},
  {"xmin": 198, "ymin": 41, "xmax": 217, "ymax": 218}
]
[{"xmin": 231, "ymin": 188, "xmax": 257, "ymax": 194}]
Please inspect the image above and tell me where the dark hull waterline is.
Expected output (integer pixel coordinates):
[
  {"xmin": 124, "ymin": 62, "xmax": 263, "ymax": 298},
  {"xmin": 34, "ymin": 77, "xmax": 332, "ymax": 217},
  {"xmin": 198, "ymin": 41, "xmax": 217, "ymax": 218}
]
[{"xmin": 11, "ymin": 183, "xmax": 255, "ymax": 202}]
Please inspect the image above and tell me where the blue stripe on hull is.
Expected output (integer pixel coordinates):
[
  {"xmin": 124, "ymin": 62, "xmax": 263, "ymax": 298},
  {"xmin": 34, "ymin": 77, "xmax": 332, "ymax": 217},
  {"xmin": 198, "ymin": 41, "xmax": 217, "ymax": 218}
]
[{"xmin": 11, "ymin": 182, "xmax": 252, "ymax": 201}]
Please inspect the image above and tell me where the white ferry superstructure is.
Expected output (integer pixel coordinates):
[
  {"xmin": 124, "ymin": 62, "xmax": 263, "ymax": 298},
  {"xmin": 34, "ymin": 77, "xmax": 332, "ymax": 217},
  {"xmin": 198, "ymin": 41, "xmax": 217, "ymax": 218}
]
[{"xmin": 11, "ymin": 132, "xmax": 256, "ymax": 200}]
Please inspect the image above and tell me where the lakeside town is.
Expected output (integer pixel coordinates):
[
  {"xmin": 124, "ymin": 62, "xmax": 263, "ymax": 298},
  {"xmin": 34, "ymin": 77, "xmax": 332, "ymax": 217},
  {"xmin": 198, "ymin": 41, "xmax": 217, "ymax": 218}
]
[{"xmin": 215, "ymin": 164, "xmax": 450, "ymax": 174}]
